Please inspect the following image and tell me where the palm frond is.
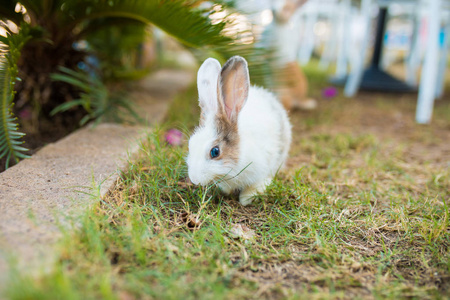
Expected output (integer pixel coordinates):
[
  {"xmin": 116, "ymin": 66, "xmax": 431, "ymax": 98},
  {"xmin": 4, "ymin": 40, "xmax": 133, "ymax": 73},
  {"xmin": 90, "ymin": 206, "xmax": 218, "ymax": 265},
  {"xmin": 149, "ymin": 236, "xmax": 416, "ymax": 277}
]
[
  {"xmin": 0, "ymin": 24, "xmax": 31, "ymax": 169},
  {"xmin": 57, "ymin": 0, "xmax": 276, "ymax": 84},
  {"xmin": 63, "ymin": 0, "xmax": 233, "ymax": 49},
  {"xmin": 65, "ymin": 0, "xmax": 275, "ymax": 85}
]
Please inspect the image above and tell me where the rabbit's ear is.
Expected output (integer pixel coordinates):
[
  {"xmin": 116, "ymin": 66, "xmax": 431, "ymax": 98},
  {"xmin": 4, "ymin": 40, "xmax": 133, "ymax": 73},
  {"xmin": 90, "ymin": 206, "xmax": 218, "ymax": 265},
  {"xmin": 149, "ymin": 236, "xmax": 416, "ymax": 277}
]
[
  {"xmin": 197, "ymin": 58, "xmax": 221, "ymax": 115},
  {"xmin": 218, "ymin": 56, "xmax": 249, "ymax": 123}
]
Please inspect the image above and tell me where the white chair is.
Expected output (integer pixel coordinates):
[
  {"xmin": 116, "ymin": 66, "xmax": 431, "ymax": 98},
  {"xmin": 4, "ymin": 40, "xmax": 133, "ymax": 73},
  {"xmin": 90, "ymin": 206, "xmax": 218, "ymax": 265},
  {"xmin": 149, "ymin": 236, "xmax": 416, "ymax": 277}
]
[
  {"xmin": 343, "ymin": 0, "xmax": 374, "ymax": 96},
  {"xmin": 295, "ymin": 0, "xmax": 355, "ymax": 76},
  {"xmin": 343, "ymin": 0, "xmax": 449, "ymax": 124}
]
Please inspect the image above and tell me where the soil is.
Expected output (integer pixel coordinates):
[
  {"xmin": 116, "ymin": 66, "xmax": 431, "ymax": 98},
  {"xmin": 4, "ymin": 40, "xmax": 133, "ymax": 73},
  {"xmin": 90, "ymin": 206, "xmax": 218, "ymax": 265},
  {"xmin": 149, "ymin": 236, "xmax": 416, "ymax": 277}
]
[{"xmin": 289, "ymin": 89, "xmax": 450, "ymax": 168}]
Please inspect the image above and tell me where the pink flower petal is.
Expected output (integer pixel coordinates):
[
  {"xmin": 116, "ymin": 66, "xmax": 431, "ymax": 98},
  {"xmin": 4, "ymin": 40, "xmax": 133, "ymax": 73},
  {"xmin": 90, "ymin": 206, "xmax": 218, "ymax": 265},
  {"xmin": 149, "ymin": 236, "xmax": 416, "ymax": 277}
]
[{"xmin": 165, "ymin": 129, "xmax": 183, "ymax": 146}]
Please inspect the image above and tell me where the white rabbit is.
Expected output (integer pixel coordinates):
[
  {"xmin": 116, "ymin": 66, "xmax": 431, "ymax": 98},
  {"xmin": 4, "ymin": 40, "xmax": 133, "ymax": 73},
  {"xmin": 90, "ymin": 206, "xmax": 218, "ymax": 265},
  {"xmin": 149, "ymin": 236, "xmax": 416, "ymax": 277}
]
[{"xmin": 186, "ymin": 56, "xmax": 292, "ymax": 206}]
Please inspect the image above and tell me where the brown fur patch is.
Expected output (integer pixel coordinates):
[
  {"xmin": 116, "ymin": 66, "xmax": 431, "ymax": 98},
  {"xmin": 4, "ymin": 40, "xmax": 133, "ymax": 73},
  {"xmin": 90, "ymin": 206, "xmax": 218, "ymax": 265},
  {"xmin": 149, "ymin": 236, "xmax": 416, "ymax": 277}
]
[{"xmin": 214, "ymin": 113, "xmax": 240, "ymax": 164}]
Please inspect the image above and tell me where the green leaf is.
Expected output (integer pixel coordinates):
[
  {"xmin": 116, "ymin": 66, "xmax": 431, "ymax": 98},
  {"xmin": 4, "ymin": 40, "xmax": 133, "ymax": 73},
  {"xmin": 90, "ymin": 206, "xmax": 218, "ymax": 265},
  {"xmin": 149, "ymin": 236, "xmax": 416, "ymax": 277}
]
[
  {"xmin": 0, "ymin": 23, "xmax": 32, "ymax": 169},
  {"xmin": 50, "ymin": 99, "xmax": 86, "ymax": 116}
]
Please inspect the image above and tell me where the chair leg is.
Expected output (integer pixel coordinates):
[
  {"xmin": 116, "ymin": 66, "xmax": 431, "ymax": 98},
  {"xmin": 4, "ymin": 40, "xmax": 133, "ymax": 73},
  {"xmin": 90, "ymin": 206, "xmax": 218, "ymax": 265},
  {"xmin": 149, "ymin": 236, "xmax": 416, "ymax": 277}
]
[
  {"xmin": 435, "ymin": 21, "xmax": 450, "ymax": 99},
  {"xmin": 335, "ymin": 0, "xmax": 351, "ymax": 78},
  {"xmin": 344, "ymin": 0, "xmax": 372, "ymax": 97},
  {"xmin": 298, "ymin": 2, "xmax": 318, "ymax": 65},
  {"xmin": 416, "ymin": 0, "xmax": 441, "ymax": 124},
  {"xmin": 405, "ymin": 11, "xmax": 421, "ymax": 86}
]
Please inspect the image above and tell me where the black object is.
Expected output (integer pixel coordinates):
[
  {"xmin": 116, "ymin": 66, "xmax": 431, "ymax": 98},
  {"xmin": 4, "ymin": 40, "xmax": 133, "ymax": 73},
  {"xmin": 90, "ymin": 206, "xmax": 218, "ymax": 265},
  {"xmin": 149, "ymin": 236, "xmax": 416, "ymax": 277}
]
[{"xmin": 331, "ymin": 7, "xmax": 416, "ymax": 92}]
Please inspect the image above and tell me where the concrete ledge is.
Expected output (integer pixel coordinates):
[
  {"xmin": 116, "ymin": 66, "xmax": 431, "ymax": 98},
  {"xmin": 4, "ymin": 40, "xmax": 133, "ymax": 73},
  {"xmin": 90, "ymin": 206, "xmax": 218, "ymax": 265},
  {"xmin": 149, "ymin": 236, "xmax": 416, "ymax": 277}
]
[{"xmin": 0, "ymin": 69, "xmax": 194, "ymax": 288}]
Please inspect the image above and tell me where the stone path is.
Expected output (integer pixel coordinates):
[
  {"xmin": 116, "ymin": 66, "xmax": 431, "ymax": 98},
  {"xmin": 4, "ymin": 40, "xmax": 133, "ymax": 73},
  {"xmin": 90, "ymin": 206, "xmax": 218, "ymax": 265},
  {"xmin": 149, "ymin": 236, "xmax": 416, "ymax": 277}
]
[{"xmin": 0, "ymin": 69, "xmax": 194, "ymax": 290}]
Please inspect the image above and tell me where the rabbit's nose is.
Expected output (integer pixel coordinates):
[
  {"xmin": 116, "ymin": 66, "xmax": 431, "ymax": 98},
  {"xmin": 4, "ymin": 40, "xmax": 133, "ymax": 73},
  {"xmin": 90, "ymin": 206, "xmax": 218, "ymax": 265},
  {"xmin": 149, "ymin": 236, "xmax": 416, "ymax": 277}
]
[{"xmin": 188, "ymin": 171, "xmax": 200, "ymax": 185}]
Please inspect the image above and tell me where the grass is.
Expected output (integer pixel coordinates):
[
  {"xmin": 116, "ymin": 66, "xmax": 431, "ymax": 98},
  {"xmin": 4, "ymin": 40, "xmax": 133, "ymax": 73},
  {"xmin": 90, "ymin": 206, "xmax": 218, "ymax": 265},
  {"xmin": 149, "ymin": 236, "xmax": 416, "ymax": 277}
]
[{"xmin": 5, "ymin": 62, "xmax": 450, "ymax": 299}]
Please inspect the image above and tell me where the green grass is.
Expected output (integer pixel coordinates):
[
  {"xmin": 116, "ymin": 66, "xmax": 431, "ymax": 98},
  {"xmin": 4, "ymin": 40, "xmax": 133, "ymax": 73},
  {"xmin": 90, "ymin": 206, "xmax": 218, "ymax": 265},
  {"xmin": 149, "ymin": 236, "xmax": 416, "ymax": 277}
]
[{"xmin": 5, "ymin": 63, "xmax": 450, "ymax": 299}]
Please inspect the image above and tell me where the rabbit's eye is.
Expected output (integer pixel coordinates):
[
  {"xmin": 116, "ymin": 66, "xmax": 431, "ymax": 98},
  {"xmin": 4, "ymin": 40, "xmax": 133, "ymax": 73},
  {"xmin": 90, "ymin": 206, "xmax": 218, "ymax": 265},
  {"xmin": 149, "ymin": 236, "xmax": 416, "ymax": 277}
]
[{"xmin": 210, "ymin": 146, "xmax": 220, "ymax": 159}]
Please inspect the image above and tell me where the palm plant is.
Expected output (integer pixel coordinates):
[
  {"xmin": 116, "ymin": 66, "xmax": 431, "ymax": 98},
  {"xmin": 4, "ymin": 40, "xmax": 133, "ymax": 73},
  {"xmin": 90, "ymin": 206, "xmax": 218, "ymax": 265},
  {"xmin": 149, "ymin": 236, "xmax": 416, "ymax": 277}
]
[{"xmin": 0, "ymin": 0, "xmax": 273, "ymax": 169}]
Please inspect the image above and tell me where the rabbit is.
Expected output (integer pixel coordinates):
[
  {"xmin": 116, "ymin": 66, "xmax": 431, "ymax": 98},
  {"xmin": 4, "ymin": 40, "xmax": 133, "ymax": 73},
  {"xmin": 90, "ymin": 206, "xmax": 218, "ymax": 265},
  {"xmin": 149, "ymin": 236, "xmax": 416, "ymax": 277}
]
[{"xmin": 186, "ymin": 56, "xmax": 292, "ymax": 206}]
